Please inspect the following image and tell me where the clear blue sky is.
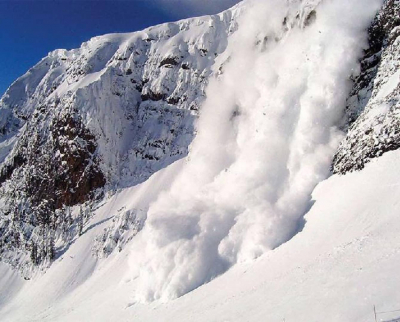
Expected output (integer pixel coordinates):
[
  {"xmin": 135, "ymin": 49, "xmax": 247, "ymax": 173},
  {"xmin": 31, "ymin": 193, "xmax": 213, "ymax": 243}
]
[{"xmin": 0, "ymin": 0, "xmax": 240, "ymax": 96}]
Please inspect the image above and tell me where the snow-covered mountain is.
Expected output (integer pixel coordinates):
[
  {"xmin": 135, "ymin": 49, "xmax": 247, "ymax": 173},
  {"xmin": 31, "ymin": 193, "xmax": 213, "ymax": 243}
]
[
  {"xmin": 0, "ymin": 5, "xmax": 241, "ymax": 271},
  {"xmin": 1, "ymin": 0, "xmax": 400, "ymax": 321}
]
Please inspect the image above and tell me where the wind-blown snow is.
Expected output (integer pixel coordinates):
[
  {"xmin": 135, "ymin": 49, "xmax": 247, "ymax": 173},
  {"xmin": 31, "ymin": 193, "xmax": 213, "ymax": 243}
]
[{"xmin": 132, "ymin": 0, "xmax": 382, "ymax": 301}]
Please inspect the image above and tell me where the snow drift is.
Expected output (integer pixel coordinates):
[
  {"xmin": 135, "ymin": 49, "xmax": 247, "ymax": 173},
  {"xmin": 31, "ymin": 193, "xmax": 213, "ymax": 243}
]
[{"xmin": 132, "ymin": 0, "xmax": 382, "ymax": 301}]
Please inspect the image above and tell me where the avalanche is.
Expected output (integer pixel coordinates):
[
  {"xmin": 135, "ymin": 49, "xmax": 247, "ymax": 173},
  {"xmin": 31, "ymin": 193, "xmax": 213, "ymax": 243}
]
[
  {"xmin": 132, "ymin": 0, "xmax": 382, "ymax": 301},
  {"xmin": 2, "ymin": 134, "xmax": 400, "ymax": 322},
  {"xmin": 1, "ymin": 0, "xmax": 400, "ymax": 321}
]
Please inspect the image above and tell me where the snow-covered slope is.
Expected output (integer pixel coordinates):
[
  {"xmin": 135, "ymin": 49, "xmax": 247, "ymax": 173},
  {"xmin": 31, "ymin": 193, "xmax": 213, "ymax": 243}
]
[
  {"xmin": 2, "ymin": 147, "xmax": 400, "ymax": 322},
  {"xmin": 1, "ymin": 0, "xmax": 400, "ymax": 320}
]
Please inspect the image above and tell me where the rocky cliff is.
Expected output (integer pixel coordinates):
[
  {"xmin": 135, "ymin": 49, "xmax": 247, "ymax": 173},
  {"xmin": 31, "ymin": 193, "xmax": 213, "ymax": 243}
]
[{"xmin": 333, "ymin": 0, "xmax": 400, "ymax": 173}]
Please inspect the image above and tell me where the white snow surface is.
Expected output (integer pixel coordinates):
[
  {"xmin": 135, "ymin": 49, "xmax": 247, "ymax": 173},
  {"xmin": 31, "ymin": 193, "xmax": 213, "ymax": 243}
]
[{"xmin": 2, "ymin": 148, "xmax": 400, "ymax": 322}]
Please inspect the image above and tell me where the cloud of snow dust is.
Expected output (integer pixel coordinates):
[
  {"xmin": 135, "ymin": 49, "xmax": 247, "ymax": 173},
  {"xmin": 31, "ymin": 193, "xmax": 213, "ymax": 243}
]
[{"xmin": 131, "ymin": 0, "xmax": 382, "ymax": 302}]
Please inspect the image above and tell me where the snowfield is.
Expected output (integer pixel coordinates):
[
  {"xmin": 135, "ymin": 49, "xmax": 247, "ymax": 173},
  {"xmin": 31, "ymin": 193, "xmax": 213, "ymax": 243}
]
[{"xmin": 1, "ymin": 150, "xmax": 400, "ymax": 322}]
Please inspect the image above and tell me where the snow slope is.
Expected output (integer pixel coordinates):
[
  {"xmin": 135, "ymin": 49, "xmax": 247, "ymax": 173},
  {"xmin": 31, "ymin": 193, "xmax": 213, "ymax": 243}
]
[{"xmin": 2, "ymin": 148, "xmax": 400, "ymax": 322}]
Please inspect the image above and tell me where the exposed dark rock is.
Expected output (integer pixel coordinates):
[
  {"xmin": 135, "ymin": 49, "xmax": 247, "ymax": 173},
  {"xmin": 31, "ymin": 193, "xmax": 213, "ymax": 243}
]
[
  {"xmin": 49, "ymin": 114, "xmax": 105, "ymax": 208},
  {"xmin": 181, "ymin": 63, "xmax": 190, "ymax": 70},
  {"xmin": 167, "ymin": 96, "xmax": 180, "ymax": 105},
  {"xmin": 199, "ymin": 49, "xmax": 208, "ymax": 57},
  {"xmin": 159, "ymin": 57, "xmax": 179, "ymax": 68},
  {"xmin": 0, "ymin": 105, "xmax": 105, "ymax": 266},
  {"xmin": 141, "ymin": 90, "xmax": 167, "ymax": 101}
]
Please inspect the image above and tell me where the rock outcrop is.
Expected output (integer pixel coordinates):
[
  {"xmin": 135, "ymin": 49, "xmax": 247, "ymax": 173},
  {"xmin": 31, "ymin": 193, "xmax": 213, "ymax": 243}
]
[{"xmin": 333, "ymin": 0, "xmax": 400, "ymax": 174}]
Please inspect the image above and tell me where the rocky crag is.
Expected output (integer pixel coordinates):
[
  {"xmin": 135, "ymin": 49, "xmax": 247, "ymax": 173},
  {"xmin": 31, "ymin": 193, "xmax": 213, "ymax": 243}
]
[{"xmin": 333, "ymin": 0, "xmax": 400, "ymax": 174}]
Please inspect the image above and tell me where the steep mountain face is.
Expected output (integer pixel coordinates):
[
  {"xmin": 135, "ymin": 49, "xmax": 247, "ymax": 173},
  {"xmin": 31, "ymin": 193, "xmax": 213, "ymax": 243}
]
[
  {"xmin": 0, "ymin": 0, "xmax": 399, "ymax": 307},
  {"xmin": 0, "ymin": 8, "xmax": 241, "ymax": 270},
  {"xmin": 333, "ymin": 0, "xmax": 400, "ymax": 174}
]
